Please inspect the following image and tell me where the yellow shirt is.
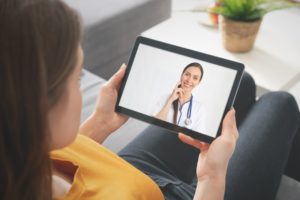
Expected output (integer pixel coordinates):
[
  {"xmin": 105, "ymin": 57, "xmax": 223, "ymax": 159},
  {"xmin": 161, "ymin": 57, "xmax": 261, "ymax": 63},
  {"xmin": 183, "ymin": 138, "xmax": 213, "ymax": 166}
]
[{"xmin": 51, "ymin": 134, "xmax": 164, "ymax": 200}]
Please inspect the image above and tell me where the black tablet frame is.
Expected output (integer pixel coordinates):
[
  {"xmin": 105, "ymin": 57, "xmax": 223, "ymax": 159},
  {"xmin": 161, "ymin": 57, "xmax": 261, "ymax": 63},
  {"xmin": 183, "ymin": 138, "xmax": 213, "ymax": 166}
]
[{"xmin": 116, "ymin": 36, "xmax": 244, "ymax": 143}]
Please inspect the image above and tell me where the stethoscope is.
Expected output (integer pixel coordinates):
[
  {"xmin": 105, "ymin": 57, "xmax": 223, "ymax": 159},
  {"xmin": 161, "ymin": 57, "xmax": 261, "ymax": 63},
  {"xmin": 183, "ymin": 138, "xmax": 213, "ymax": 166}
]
[{"xmin": 177, "ymin": 95, "xmax": 193, "ymax": 126}]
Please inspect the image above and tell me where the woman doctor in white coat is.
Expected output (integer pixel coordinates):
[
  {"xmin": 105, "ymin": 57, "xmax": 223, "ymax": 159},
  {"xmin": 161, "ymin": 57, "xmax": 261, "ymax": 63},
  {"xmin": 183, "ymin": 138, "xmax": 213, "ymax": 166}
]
[{"xmin": 154, "ymin": 62, "xmax": 206, "ymax": 133}]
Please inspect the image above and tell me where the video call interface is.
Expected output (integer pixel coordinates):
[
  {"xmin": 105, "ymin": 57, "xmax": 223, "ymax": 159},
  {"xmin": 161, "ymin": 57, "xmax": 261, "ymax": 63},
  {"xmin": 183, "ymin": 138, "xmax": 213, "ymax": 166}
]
[{"xmin": 119, "ymin": 43, "xmax": 238, "ymax": 138}]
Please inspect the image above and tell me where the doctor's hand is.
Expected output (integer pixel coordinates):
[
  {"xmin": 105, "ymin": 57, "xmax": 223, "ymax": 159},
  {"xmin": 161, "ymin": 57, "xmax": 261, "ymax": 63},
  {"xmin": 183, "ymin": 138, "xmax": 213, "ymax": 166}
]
[
  {"xmin": 178, "ymin": 109, "xmax": 238, "ymax": 200},
  {"xmin": 80, "ymin": 64, "xmax": 129, "ymax": 143},
  {"xmin": 169, "ymin": 82, "xmax": 184, "ymax": 102}
]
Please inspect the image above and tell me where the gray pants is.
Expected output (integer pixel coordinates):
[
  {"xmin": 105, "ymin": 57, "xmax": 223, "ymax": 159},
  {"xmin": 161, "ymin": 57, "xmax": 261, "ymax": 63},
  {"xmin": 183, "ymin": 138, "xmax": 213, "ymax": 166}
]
[{"xmin": 119, "ymin": 73, "xmax": 300, "ymax": 200}]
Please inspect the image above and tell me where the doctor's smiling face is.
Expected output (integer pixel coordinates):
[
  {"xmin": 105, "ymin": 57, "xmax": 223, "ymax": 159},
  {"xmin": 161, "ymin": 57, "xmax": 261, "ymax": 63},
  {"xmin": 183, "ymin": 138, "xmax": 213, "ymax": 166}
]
[{"xmin": 180, "ymin": 63, "xmax": 203, "ymax": 93}]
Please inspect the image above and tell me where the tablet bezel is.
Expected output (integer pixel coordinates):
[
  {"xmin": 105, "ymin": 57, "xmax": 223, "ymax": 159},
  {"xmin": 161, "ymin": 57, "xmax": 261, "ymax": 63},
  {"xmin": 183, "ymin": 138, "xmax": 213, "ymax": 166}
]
[{"xmin": 116, "ymin": 36, "xmax": 244, "ymax": 143}]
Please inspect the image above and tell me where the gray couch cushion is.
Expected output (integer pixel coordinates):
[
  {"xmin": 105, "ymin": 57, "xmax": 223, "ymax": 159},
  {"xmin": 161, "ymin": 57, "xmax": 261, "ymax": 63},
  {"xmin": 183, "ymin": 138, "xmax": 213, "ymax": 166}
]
[
  {"xmin": 276, "ymin": 175, "xmax": 300, "ymax": 200},
  {"xmin": 65, "ymin": 0, "xmax": 171, "ymax": 79},
  {"xmin": 80, "ymin": 70, "xmax": 105, "ymax": 123}
]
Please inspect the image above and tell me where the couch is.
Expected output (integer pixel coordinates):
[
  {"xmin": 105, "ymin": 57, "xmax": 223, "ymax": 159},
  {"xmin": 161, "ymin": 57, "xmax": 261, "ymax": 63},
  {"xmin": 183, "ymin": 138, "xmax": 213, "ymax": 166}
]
[{"xmin": 65, "ymin": 0, "xmax": 172, "ymax": 79}]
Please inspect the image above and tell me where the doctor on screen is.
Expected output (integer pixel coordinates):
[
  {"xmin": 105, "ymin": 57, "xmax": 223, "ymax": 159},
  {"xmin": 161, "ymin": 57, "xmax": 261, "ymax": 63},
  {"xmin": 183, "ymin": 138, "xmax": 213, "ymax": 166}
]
[{"xmin": 154, "ymin": 62, "xmax": 206, "ymax": 133}]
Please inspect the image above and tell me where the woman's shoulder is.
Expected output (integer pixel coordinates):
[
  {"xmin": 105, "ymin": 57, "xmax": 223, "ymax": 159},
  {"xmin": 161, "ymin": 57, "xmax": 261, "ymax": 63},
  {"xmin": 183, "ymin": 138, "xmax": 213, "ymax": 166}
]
[{"xmin": 51, "ymin": 134, "xmax": 164, "ymax": 199}]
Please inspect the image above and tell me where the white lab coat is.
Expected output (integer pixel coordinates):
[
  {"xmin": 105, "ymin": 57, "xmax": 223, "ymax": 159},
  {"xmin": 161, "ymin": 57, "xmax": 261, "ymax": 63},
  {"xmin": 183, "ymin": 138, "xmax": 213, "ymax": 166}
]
[{"xmin": 153, "ymin": 94, "xmax": 206, "ymax": 134}]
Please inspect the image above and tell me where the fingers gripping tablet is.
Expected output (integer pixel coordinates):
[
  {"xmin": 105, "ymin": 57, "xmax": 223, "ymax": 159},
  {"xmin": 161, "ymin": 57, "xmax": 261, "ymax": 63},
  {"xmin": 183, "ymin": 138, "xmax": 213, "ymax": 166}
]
[{"xmin": 116, "ymin": 36, "xmax": 244, "ymax": 143}]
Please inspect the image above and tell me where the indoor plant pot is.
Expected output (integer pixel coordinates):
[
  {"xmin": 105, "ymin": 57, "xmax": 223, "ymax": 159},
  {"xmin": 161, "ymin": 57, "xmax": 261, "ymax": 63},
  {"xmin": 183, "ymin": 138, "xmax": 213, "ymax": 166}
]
[
  {"xmin": 220, "ymin": 16, "xmax": 262, "ymax": 52},
  {"xmin": 210, "ymin": 0, "xmax": 300, "ymax": 53}
]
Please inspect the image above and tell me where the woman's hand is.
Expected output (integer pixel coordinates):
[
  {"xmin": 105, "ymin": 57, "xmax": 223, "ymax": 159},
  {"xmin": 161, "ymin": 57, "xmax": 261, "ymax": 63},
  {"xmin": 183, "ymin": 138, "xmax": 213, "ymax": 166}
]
[
  {"xmin": 168, "ymin": 82, "xmax": 184, "ymax": 102},
  {"xmin": 155, "ymin": 82, "xmax": 183, "ymax": 121},
  {"xmin": 178, "ymin": 109, "xmax": 238, "ymax": 200},
  {"xmin": 80, "ymin": 64, "xmax": 129, "ymax": 143}
]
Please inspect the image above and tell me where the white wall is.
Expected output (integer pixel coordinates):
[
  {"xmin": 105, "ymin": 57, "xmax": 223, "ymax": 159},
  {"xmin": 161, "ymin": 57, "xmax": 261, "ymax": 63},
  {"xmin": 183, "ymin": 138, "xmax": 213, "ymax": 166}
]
[{"xmin": 119, "ymin": 44, "xmax": 237, "ymax": 137}]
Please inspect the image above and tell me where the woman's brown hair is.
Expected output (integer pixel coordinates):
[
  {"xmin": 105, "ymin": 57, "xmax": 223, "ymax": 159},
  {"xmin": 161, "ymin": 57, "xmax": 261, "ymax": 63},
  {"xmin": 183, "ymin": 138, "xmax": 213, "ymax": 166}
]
[
  {"xmin": 172, "ymin": 62, "xmax": 204, "ymax": 124},
  {"xmin": 0, "ymin": 0, "xmax": 81, "ymax": 199}
]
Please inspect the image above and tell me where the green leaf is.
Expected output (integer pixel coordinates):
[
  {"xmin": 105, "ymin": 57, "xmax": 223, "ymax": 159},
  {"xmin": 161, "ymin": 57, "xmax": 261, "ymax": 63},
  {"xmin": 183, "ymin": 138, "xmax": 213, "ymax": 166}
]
[{"xmin": 209, "ymin": 0, "xmax": 300, "ymax": 22}]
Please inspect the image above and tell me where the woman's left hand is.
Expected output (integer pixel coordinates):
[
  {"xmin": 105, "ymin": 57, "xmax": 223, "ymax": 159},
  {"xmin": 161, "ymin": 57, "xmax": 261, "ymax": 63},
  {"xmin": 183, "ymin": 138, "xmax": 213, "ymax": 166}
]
[
  {"xmin": 179, "ymin": 109, "xmax": 238, "ymax": 180},
  {"xmin": 80, "ymin": 64, "xmax": 128, "ymax": 143}
]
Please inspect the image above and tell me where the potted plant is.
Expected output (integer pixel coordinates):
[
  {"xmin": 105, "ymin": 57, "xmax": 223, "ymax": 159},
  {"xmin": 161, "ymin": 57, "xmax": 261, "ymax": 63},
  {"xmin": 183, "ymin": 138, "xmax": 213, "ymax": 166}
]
[{"xmin": 209, "ymin": 0, "xmax": 300, "ymax": 52}]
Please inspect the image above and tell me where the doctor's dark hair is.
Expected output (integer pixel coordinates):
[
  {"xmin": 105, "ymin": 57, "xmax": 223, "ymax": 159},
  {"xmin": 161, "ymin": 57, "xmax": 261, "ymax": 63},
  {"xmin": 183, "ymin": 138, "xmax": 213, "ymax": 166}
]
[
  {"xmin": 172, "ymin": 62, "xmax": 204, "ymax": 124},
  {"xmin": 0, "ymin": 0, "xmax": 81, "ymax": 199}
]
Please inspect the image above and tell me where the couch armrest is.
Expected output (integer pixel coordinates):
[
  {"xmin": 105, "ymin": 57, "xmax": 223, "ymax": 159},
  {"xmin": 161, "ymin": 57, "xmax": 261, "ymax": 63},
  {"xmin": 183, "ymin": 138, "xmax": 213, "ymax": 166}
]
[{"xmin": 65, "ymin": 0, "xmax": 171, "ymax": 79}]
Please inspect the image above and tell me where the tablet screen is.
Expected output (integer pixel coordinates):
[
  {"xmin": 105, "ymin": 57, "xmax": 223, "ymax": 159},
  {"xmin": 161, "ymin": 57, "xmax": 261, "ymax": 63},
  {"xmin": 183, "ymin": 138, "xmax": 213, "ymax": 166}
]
[{"xmin": 116, "ymin": 37, "xmax": 244, "ymax": 143}]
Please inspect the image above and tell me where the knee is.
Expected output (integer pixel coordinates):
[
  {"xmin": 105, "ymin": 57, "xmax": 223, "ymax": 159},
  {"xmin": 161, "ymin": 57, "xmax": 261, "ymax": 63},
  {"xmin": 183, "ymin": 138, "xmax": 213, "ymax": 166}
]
[
  {"xmin": 262, "ymin": 91, "xmax": 298, "ymax": 108},
  {"xmin": 235, "ymin": 72, "xmax": 256, "ymax": 104},
  {"xmin": 238, "ymin": 72, "xmax": 256, "ymax": 94},
  {"xmin": 260, "ymin": 91, "xmax": 300, "ymax": 125},
  {"xmin": 241, "ymin": 72, "xmax": 256, "ymax": 89},
  {"xmin": 235, "ymin": 72, "xmax": 256, "ymax": 105}
]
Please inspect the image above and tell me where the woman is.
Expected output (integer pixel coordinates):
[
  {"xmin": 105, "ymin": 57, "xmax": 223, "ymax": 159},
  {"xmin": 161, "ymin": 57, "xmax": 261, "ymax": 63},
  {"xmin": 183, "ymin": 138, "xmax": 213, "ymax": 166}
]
[
  {"xmin": 155, "ymin": 62, "xmax": 206, "ymax": 132},
  {"xmin": 1, "ymin": 0, "xmax": 299, "ymax": 200},
  {"xmin": 0, "ymin": 0, "xmax": 234, "ymax": 199}
]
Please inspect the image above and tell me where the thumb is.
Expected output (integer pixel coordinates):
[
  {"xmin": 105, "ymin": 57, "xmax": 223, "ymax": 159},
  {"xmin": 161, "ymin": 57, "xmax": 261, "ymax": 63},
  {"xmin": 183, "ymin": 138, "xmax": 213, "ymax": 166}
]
[
  {"xmin": 107, "ymin": 64, "xmax": 126, "ymax": 90},
  {"xmin": 221, "ymin": 108, "xmax": 238, "ymax": 140}
]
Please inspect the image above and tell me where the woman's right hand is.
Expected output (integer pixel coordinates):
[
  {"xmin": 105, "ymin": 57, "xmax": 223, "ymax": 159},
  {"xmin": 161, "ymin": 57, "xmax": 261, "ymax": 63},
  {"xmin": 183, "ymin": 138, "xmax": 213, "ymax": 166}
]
[
  {"xmin": 169, "ymin": 82, "xmax": 183, "ymax": 102},
  {"xmin": 155, "ymin": 82, "xmax": 183, "ymax": 121}
]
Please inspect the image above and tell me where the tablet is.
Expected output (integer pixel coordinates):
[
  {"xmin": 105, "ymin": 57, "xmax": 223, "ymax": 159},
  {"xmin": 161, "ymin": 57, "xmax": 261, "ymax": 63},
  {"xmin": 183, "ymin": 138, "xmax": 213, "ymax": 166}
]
[{"xmin": 116, "ymin": 36, "xmax": 244, "ymax": 143}]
